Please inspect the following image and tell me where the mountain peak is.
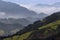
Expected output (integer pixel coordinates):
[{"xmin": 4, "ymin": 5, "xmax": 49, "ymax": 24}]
[
  {"xmin": 44, "ymin": 12, "xmax": 60, "ymax": 23},
  {"xmin": 0, "ymin": 0, "xmax": 37, "ymax": 18},
  {"xmin": 39, "ymin": 13, "xmax": 48, "ymax": 15},
  {"xmin": 53, "ymin": 12, "xmax": 60, "ymax": 15}
]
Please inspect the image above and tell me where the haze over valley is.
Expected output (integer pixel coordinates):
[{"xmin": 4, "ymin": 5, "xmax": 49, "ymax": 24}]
[{"xmin": 0, "ymin": 0, "xmax": 60, "ymax": 40}]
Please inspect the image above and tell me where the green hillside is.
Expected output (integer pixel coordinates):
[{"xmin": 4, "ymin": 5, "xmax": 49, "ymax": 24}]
[
  {"xmin": 0, "ymin": 30, "xmax": 5, "ymax": 36},
  {"xmin": 3, "ymin": 20, "xmax": 60, "ymax": 40},
  {"xmin": 39, "ymin": 20, "xmax": 60, "ymax": 30},
  {"xmin": 2, "ymin": 12, "xmax": 60, "ymax": 40},
  {"xmin": 38, "ymin": 20, "xmax": 60, "ymax": 36},
  {"xmin": 4, "ymin": 31, "xmax": 32, "ymax": 40}
]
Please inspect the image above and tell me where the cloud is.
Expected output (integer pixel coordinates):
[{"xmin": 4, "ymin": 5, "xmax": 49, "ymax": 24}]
[
  {"xmin": 27, "ymin": 6, "xmax": 59, "ymax": 15},
  {"xmin": 29, "ymin": 6, "xmax": 60, "ymax": 15},
  {"xmin": 0, "ymin": 12, "xmax": 6, "ymax": 18},
  {"xmin": 0, "ymin": 12, "xmax": 6, "ymax": 16},
  {"xmin": 20, "ymin": 4, "xmax": 32, "ymax": 9},
  {"xmin": 26, "ymin": 6, "xmax": 60, "ymax": 15},
  {"xmin": 18, "ymin": 4, "xmax": 60, "ymax": 15}
]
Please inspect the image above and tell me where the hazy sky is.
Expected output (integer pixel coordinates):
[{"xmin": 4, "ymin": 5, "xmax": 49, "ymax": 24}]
[{"xmin": 3, "ymin": 0, "xmax": 60, "ymax": 5}]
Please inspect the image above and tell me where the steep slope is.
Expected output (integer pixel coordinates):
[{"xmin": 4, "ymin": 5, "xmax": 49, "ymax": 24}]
[
  {"xmin": 25, "ymin": 12, "xmax": 60, "ymax": 40},
  {"xmin": 0, "ymin": 0, "xmax": 37, "ymax": 18},
  {"xmin": 37, "ymin": 13, "xmax": 48, "ymax": 19},
  {"xmin": 0, "ymin": 0, "xmax": 48, "ymax": 37},
  {"xmin": 25, "ymin": 20, "xmax": 60, "ymax": 40},
  {"xmin": 16, "ymin": 12, "xmax": 60, "ymax": 35},
  {"xmin": 0, "ymin": 0, "xmax": 48, "ymax": 23},
  {"xmin": 0, "ymin": 22, "xmax": 23, "ymax": 36},
  {"xmin": 3, "ymin": 20, "xmax": 60, "ymax": 40},
  {"xmin": 0, "ymin": 18, "xmax": 32, "ymax": 36},
  {"xmin": 26, "ymin": 13, "xmax": 48, "ymax": 22},
  {"xmin": 43, "ymin": 12, "xmax": 60, "ymax": 23},
  {"xmin": 1, "ymin": 12, "xmax": 60, "ymax": 40}
]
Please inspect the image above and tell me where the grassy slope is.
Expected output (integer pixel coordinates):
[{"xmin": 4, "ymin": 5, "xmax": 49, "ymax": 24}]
[
  {"xmin": 4, "ymin": 31, "xmax": 32, "ymax": 40},
  {"xmin": 4, "ymin": 20, "xmax": 60, "ymax": 40},
  {"xmin": 39, "ymin": 20, "xmax": 60, "ymax": 30},
  {"xmin": 38, "ymin": 20, "xmax": 60, "ymax": 35},
  {"xmin": 0, "ymin": 30, "xmax": 5, "ymax": 36}
]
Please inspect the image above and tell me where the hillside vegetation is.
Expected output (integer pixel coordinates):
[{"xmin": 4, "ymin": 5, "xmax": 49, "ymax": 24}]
[
  {"xmin": 0, "ymin": 12, "xmax": 60, "ymax": 40},
  {"xmin": 4, "ymin": 31, "xmax": 33, "ymax": 40},
  {"xmin": 39, "ymin": 20, "xmax": 60, "ymax": 30},
  {"xmin": 3, "ymin": 20, "xmax": 60, "ymax": 40}
]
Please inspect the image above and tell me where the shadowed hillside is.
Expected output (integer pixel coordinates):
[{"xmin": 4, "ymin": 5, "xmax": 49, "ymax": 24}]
[{"xmin": 0, "ymin": 12, "xmax": 60, "ymax": 40}]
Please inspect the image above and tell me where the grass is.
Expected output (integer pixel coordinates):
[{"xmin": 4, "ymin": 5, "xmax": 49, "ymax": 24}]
[
  {"xmin": 4, "ymin": 31, "xmax": 33, "ymax": 40},
  {"xmin": 0, "ymin": 30, "xmax": 5, "ymax": 36},
  {"xmin": 38, "ymin": 20, "xmax": 60, "ymax": 35},
  {"xmin": 38, "ymin": 20, "xmax": 60, "ymax": 30},
  {"xmin": 4, "ymin": 20, "xmax": 60, "ymax": 40},
  {"xmin": 17, "ymin": 31, "xmax": 33, "ymax": 40}
]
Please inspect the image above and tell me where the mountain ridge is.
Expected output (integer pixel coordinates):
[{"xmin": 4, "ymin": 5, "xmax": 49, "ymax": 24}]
[
  {"xmin": 0, "ymin": 0, "xmax": 37, "ymax": 18},
  {"xmin": 1, "ymin": 12, "xmax": 60, "ymax": 40}
]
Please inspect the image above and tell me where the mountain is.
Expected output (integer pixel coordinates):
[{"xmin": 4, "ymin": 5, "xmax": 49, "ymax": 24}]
[
  {"xmin": 43, "ymin": 12, "xmax": 60, "ymax": 23},
  {"xmin": 0, "ymin": 13, "xmax": 48, "ymax": 36},
  {"xmin": 0, "ymin": 18, "xmax": 33, "ymax": 36},
  {"xmin": 53, "ymin": 2, "xmax": 60, "ymax": 7},
  {"xmin": 0, "ymin": 18, "xmax": 32, "ymax": 26},
  {"xmin": 36, "ymin": 2, "xmax": 60, "ymax": 7},
  {"xmin": 0, "ymin": 0, "xmax": 48, "ymax": 22},
  {"xmin": 0, "ymin": 22, "xmax": 23, "ymax": 36},
  {"xmin": 0, "ymin": 0, "xmax": 37, "ymax": 18},
  {"xmin": 35, "ymin": 4, "xmax": 50, "ymax": 7},
  {"xmin": 0, "ymin": 0, "xmax": 48, "ymax": 36},
  {"xmin": 25, "ymin": 13, "xmax": 48, "ymax": 22},
  {"xmin": 30, "ymin": 2, "xmax": 60, "ymax": 14},
  {"xmin": 37, "ymin": 13, "xmax": 48, "ymax": 19},
  {"xmin": 16, "ymin": 12, "xmax": 60, "ymax": 35},
  {"xmin": 25, "ymin": 12, "xmax": 60, "ymax": 40},
  {"xmin": 1, "ymin": 12, "xmax": 60, "ymax": 40}
]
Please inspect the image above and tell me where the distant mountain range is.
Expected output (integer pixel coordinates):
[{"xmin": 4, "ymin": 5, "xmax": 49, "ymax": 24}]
[
  {"xmin": 0, "ymin": 0, "xmax": 37, "ymax": 18},
  {"xmin": 0, "ymin": 0, "xmax": 48, "ymax": 36},
  {"xmin": 0, "ymin": 13, "xmax": 48, "ymax": 36},
  {"xmin": 0, "ymin": 0, "xmax": 48, "ymax": 20},
  {"xmin": 0, "ymin": 12, "xmax": 60, "ymax": 40},
  {"xmin": 35, "ymin": 2, "xmax": 60, "ymax": 7},
  {"xmin": 17, "ymin": 12, "xmax": 60, "ymax": 35},
  {"xmin": 0, "ymin": 0, "xmax": 48, "ymax": 21},
  {"xmin": 0, "ymin": 18, "xmax": 32, "ymax": 26},
  {"xmin": 0, "ymin": 1, "xmax": 60, "ymax": 40},
  {"xmin": 25, "ymin": 13, "xmax": 48, "ymax": 22},
  {"xmin": 0, "ymin": 18, "xmax": 33, "ymax": 36},
  {"xmin": 30, "ymin": 2, "xmax": 60, "ymax": 14}
]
